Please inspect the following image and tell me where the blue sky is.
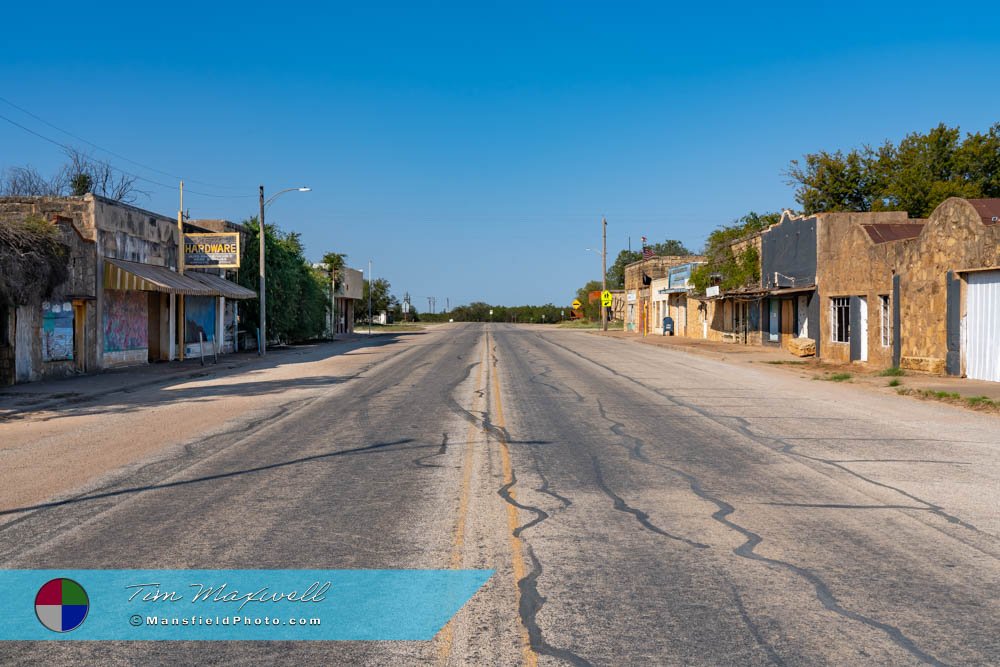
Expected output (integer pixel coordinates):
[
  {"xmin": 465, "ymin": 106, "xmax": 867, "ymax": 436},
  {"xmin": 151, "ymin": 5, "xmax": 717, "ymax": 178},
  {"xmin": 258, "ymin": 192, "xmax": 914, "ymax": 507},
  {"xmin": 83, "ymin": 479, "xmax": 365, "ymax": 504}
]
[{"xmin": 3, "ymin": 1, "xmax": 999, "ymax": 308}]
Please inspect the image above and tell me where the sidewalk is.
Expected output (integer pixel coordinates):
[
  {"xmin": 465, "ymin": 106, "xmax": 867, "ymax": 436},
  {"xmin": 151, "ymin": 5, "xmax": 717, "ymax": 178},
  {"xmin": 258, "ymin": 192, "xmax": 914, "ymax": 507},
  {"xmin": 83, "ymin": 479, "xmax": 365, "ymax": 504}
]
[
  {"xmin": 0, "ymin": 335, "xmax": 364, "ymax": 420},
  {"xmin": 592, "ymin": 330, "xmax": 1000, "ymax": 409}
]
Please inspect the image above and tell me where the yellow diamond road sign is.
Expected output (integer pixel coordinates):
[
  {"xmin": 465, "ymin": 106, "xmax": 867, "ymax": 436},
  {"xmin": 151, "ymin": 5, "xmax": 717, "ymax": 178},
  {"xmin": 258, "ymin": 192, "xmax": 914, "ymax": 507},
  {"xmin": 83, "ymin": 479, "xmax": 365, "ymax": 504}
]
[
  {"xmin": 571, "ymin": 299, "xmax": 582, "ymax": 310},
  {"xmin": 601, "ymin": 290, "xmax": 613, "ymax": 307}
]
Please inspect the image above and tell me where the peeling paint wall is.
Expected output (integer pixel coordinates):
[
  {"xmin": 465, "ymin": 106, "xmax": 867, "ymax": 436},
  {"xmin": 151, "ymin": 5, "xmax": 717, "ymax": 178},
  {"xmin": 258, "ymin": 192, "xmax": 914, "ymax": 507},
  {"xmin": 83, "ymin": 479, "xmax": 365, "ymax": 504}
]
[{"xmin": 0, "ymin": 196, "xmax": 97, "ymax": 382}]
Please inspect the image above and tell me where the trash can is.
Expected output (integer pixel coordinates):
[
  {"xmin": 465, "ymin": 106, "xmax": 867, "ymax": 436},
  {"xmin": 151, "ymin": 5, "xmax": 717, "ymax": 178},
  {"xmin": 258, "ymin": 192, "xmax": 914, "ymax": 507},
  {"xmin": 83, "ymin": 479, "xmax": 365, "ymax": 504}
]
[{"xmin": 662, "ymin": 316, "xmax": 674, "ymax": 336}]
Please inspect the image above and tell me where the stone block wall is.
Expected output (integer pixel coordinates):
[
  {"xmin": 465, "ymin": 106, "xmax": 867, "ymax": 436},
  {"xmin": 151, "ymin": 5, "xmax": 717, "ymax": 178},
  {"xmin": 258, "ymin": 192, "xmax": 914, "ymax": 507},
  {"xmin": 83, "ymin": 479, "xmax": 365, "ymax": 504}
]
[
  {"xmin": 890, "ymin": 199, "xmax": 1000, "ymax": 374},
  {"xmin": 816, "ymin": 211, "xmax": 916, "ymax": 369}
]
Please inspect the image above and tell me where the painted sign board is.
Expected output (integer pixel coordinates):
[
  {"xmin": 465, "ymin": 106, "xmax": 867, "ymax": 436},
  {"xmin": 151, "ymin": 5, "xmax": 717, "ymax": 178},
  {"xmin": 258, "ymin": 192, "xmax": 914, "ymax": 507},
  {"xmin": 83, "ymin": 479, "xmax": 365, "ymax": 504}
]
[
  {"xmin": 706, "ymin": 285, "xmax": 720, "ymax": 297},
  {"xmin": 184, "ymin": 233, "xmax": 240, "ymax": 269},
  {"xmin": 668, "ymin": 263, "xmax": 694, "ymax": 289}
]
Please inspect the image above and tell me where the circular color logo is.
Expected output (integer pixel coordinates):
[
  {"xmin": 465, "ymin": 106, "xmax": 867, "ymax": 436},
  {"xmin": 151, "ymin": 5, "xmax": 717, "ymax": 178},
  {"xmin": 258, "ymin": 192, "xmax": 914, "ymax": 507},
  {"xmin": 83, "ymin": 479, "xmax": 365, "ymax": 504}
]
[{"xmin": 35, "ymin": 578, "xmax": 89, "ymax": 633}]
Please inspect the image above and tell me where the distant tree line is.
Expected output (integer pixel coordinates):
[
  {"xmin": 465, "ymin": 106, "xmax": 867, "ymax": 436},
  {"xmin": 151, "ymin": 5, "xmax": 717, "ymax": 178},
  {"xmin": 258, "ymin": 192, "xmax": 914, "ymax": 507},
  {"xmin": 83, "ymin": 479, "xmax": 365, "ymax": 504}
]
[{"xmin": 420, "ymin": 302, "xmax": 565, "ymax": 324}]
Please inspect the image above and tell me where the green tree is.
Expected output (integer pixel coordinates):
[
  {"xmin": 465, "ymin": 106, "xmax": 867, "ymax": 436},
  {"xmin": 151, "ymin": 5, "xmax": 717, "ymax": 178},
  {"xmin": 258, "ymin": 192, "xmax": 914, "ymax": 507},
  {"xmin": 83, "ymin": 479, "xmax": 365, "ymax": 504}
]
[
  {"xmin": 690, "ymin": 211, "xmax": 779, "ymax": 293},
  {"xmin": 237, "ymin": 217, "xmax": 328, "ymax": 343},
  {"xmin": 788, "ymin": 123, "xmax": 1000, "ymax": 218},
  {"xmin": 360, "ymin": 277, "xmax": 393, "ymax": 322},
  {"xmin": 606, "ymin": 250, "xmax": 641, "ymax": 289},
  {"xmin": 575, "ymin": 280, "xmax": 604, "ymax": 321},
  {"xmin": 648, "ymin": 239, "xmax": 693, "ymax": 256}
]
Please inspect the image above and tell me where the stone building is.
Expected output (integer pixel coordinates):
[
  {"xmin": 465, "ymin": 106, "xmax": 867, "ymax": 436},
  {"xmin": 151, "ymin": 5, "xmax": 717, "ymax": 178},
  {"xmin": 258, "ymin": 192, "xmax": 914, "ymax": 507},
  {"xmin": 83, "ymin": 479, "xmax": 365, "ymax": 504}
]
[
  {"xmin": 887, "ymin": 198, "xmax": 1000, "ymax": 380},
  {"xmin": 624, "ymin": 255, "xmax": 705, "ymax": 334},
  {"xmin": 696, "ymin": 232, "xmax": 766, "ymax": 345},
  {"xmin": 0, "ymin": 195, "xmax": 254, "ymax": 385},
  {"xmin": 794, "ymin": 198, "xmax": 999, "ymax": 379},
  {"xmin": 815, "ymin": 211, "xmax": 924, "ymax": 368},
  {"xmin": 650, "ymin": 262, "xmax": 704, "ymax": 336}
]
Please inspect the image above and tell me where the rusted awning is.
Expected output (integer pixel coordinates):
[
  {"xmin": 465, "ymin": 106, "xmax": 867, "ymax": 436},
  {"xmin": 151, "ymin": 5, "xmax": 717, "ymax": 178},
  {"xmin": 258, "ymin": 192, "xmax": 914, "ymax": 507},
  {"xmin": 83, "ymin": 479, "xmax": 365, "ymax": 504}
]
[
  {"xmin": 186, "ymin": 271, "xmax": 257, "ymax": 299},
  {"xmin": 103, "ymin": 258, "xmax": 215, "ymax": 295},
  {"xmin": 768, "ymin": 285, "xmax": 817, "ymax": 296}
]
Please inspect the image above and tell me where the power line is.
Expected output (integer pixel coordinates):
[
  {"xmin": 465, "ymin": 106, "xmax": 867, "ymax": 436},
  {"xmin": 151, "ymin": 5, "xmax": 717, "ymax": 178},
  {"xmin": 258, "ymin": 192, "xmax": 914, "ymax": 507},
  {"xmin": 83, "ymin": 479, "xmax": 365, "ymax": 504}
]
[
  {"xmin": 0, "ymin": 96, "xmax": 248, "ymax": 192},
  {"xmin": 0, "ymin": 110, "xmax": 253, "ymax": 200}
]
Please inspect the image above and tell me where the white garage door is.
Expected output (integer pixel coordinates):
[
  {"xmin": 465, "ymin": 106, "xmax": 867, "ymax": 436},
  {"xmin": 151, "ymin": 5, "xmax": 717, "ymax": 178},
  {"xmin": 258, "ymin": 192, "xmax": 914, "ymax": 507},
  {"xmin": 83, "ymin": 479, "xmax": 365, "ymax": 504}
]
[{"xmin": 966, "ymin": 270, "xmax": 1000, "ymax": 382}]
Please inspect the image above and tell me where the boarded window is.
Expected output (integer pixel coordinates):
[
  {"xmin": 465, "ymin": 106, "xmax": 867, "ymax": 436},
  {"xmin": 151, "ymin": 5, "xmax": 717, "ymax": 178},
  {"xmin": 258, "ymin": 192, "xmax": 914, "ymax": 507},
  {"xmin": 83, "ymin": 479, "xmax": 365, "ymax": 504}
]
[
  {"xmin": 831, "ymin": 297, "xmax": 850, "ymax": 343},
  {"xmin": 42, "ymin": 301, "xmax": 74, "ymax": 361}
]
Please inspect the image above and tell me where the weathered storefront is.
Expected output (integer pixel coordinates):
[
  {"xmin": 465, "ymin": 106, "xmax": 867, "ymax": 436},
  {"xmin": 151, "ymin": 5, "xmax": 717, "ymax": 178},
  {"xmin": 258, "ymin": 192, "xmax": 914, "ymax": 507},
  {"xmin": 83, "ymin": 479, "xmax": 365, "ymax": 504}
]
[{"xmin": 0, "ymin": 195, "xmax": 255, "ymax": 384}]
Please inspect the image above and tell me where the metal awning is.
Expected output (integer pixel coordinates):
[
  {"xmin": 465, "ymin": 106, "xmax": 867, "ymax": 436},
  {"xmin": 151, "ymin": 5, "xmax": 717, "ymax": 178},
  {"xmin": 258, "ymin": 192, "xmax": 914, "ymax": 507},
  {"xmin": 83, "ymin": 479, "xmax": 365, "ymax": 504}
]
[
  {"xmin": 103, "ymin": 258, "xmax": 215, "ymax": 295},
  {"xmin": 186, "ymin": 271, "xmax": 257, "ymax": 299},
  {"xmin": 768, "ymin": 285, "xmax": 817, "ymax": 296}
]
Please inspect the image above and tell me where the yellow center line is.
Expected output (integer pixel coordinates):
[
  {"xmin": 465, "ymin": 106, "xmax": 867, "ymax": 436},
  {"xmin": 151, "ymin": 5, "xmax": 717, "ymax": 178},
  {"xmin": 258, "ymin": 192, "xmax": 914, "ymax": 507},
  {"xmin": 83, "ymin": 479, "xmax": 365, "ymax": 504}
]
[
  {"xmin": 437, "ymin": 334, "xmax": 487, "ymax": 663},
  {"xmin": 489, "ymin": 331, "xmax": 538, "ymax": 667}
]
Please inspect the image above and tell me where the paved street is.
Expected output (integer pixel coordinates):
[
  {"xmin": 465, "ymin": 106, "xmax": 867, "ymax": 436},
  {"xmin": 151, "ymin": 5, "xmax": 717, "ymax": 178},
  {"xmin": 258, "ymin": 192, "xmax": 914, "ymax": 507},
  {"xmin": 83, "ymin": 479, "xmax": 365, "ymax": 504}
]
[{"xmin": 1, "ymin": 324, "xmax": 997, "ymax": 666}]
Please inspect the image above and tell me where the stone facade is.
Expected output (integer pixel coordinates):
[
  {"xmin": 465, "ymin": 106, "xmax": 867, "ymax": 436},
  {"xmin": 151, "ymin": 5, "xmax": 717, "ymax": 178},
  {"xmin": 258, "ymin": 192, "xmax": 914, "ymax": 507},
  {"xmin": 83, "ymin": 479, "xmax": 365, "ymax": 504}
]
[
  {"xmin": 890, "ymin": 199, "xmax": 1000, "ymax": 375},
  {"xmin": 815, "ymin": 211, "xmax": 921, "ymax": 369},
  {"xmin": 624, "ymin": 255, "xmax": 705, "ymax": 335},
  {"xmin": 814, "ymin": 199, "xmax": 999, "ymax": 376}
]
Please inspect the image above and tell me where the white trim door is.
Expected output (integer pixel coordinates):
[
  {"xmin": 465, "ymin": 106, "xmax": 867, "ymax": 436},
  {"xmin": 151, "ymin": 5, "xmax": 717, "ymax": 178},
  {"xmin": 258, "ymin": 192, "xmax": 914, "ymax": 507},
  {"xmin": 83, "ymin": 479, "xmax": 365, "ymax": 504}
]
[
  {"xmin": 858, "ymin": 296, "xmax": 868, "ymax": 362},
  {"xmin": 966, "ymin": 271, "xmax": 1000, "ymax": 382}
]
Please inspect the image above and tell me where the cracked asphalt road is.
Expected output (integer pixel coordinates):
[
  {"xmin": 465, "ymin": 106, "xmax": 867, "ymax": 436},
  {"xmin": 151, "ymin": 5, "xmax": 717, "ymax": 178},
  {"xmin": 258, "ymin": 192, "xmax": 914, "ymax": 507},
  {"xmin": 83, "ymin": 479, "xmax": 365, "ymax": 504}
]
[{"xmin": 1, "ymin": 323, "xmax": 998, "ymax": 665}]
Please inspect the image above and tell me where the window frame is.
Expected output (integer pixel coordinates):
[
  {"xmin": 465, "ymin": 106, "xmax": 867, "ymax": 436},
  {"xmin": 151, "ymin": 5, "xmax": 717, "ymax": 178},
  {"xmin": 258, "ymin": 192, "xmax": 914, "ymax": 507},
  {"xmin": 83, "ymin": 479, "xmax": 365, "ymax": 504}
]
[
  {"xmin": 831, "ymin": 297, "xmax": 850, "ymax": 344},
  {"xmin": 879, "ymin": 295, "xmax": 891, "ymax": 348}
]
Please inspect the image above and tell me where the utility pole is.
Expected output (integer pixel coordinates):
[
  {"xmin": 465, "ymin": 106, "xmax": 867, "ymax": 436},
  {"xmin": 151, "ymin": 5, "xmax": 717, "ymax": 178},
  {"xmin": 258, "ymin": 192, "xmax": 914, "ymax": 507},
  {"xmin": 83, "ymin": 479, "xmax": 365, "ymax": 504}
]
[
  {"xmin": 258, "ymin": 185, "xmax": 266, "ymax": 355},
  {"xmin": 330, "ymin": 266, "xmax": 337, "ymax": 340},
  {"xmin": 602, "ymin": 216, "xmax": 608, "ymax": 331},
  {"xmin": 177, "ymin": 181, "xmax": 185, "ymax": 361},
  {"xmin": 368, "ymin": 258, "xmax": 373, "ymax": 335}
]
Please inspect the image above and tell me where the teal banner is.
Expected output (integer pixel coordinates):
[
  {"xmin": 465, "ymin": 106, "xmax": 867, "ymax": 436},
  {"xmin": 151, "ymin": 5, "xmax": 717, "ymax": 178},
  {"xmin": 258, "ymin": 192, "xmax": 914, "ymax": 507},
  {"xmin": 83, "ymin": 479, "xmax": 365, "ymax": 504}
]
[{"xmin": 0, "ymin": 569, "xmax": 493, "ymax": 640}]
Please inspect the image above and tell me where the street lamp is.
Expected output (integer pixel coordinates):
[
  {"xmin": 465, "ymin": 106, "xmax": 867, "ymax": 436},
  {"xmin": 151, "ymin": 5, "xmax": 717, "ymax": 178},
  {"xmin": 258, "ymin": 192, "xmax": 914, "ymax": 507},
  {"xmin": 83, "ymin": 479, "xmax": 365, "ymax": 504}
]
[{"xmin": 258, "ymin": 185, "xmax": 310, "ymax": 355}]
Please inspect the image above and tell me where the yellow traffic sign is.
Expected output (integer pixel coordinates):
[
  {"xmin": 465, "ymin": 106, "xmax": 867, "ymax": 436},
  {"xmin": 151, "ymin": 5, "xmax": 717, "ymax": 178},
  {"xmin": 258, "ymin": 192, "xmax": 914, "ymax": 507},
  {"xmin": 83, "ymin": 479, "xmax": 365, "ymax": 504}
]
[
  {"xmin": 571, "ymin": 299, "xmax": 582, "ymax": 309},
  {"xmin": 601, "ymin": 290, "xmax": 613, "ymax": 307}
]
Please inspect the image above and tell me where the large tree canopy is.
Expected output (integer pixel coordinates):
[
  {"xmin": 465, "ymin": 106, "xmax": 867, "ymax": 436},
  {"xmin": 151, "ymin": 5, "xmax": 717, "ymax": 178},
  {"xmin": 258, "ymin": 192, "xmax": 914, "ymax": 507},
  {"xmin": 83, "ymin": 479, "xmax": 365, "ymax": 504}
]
[
  {"xmin": 238, "ymin": 217, "xmax": 328, "ymax": 343},
  {"xmin": 787, "ymin": 123, "xmax": 1000, "ymax": 218}
]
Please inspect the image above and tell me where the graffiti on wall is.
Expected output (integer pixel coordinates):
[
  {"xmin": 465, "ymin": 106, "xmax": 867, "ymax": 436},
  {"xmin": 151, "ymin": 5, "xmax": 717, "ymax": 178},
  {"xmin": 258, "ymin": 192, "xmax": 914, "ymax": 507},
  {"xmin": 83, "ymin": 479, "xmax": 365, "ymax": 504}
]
[
  {"xmin": 185, "ymin": 296, "xmax": 216, "ymax": 344},
  {"xmin": 42, "ymin": 301, "xmax": 74, "ymax": 361},
  {"xmin": 103, "ymin": 289, "xmax": 147, "ymax": 352}
]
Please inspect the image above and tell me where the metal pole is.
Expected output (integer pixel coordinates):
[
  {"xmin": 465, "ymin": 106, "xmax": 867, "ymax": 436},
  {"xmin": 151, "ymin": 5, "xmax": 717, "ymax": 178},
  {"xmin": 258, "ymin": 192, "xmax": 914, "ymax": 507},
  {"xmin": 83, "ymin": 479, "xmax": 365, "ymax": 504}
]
[
  {"xmin": 258, "ymin": 185, "xmax": 265, "ymax": 355},
  {"xmin": 177, "ymin": 181, "xmax": 185, "ymax": 361},
  {"xmin": 602, "ymin": 216, "xmax": 608, "ymax": 331},
  {"xmin": 368, "ymin": 258, "xmax": 372, "ymax": 335},
  {"xmin": 331, "ymin": 269, "xmax": 336, "ymax": 339}
]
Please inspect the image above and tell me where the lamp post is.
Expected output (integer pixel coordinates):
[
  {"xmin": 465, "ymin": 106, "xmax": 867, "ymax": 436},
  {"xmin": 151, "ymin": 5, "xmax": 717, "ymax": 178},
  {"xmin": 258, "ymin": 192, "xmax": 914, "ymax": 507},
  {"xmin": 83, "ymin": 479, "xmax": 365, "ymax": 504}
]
[
  {"xmin": 258, "ymin": 185, "xmax": 310, "ymax": 355},
  {"xmin": 368, "ymin": 258, "xmax": 373, "ymax": 335}
]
